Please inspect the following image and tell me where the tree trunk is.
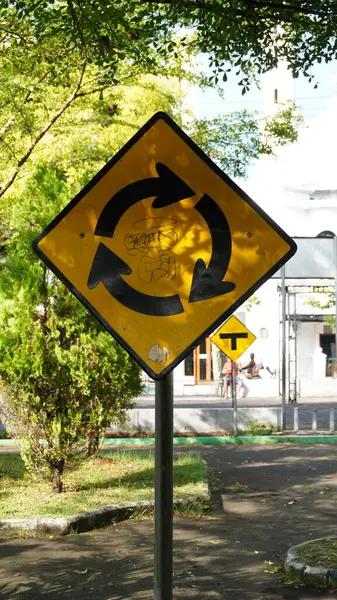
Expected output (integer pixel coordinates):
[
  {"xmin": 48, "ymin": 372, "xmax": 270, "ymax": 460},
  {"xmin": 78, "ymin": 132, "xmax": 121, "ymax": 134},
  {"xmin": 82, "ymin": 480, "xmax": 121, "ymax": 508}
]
[
  {"xmin": 86, "ymin": 428, "xmax": 100, "ymax": 457},
  {"xmin": 52, "ymin": 460, "xmax": 65, "ymax": 494}
]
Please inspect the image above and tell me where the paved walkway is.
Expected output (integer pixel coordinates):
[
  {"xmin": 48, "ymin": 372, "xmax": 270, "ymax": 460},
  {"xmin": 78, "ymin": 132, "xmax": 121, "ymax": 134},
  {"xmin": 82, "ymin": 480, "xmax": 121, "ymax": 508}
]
[{"xmin": 1, "ymin": 444, "xmax": 337, "ymax": 599}]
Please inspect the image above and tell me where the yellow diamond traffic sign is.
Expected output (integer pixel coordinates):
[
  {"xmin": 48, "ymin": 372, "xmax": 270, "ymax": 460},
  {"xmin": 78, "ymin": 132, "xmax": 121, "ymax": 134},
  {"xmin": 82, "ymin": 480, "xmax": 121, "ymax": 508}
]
[
  {"xmin": 211, "ymin": 316, "xmax": 256, "ymax": 362},
  {"xmin": 32, "ymin": 112, "xmax": 296, "ymax": 380}
]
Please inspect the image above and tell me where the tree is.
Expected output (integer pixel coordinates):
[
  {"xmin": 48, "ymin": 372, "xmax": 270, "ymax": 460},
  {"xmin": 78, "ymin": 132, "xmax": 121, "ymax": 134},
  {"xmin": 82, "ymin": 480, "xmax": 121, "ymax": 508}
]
[
  {"xmin": 0, "ymin": 165, "xmax": 143, "ymax": 493},
  {"xmin": 307, "ymin": 291, "xmax": 335, "ymax": 329},
  {"xmin": 0, "ymin": 74, "xmax": 188, "ymax": 493},
  {"xmin": 6, "ymin": 1, "xmax": 337, "ymax": 88},
  {"xmin": 0, "ymin": 4, "xmax": 306, "ymax": 493},
  {"xmin": 0, "ymin": 1, "xmax": 313, "ymax": 195},
  {"xmin": 0, "ymin": 44, "xmax": 302, "ymax": 194},
  {"xmin": 0, "ymin": 66, "xmax": 187, "ymax": 196},
  {"xmin": 188, "ymin": 102, "xmax": 303, "ymax": 178},
  {"xmin": 0, "ymin": 4, "xmax": 195, "ymax": 197}
]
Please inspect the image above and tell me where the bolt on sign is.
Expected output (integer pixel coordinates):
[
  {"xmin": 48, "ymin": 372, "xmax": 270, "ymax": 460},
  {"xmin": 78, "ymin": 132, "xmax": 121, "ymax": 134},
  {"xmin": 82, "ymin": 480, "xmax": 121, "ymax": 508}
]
[
  {"xmin": 211, "ymin": 315, "xmax": 256, "ymax": 362},
  {"xmin": 32, "ymin": 112, "xmax": 296, "ymax": 380}
]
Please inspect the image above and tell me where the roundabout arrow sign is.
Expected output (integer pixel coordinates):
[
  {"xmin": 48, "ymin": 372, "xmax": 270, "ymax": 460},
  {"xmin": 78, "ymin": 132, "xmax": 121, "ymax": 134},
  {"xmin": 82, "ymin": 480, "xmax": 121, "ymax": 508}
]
[
  {"xmin": 87, "ymin": 170, "xmax": 236, "ymax": 316},
  {"xmin": 87, "ymin": 242, "xmax": 185, "ymax": 316},
  {"xmin": 94, "ymin": 162, "xmax": 194, "ymax": 238},
  {"xmin": 189, "ymin": 193, "xmax": 235, "ymax": 302},
  {"xmin": 33, "ymin": 111, "xmax": 296, "ymax": 380}
]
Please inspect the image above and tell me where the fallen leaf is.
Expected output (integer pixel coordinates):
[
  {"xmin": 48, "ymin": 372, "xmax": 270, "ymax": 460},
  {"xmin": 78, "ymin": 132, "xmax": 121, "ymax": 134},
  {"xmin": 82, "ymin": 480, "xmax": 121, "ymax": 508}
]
[
  {"xmin": 15, "ymin": 573, "xmax": 21, "ymax": 577},
  {"xmin": 73, "ymin": 569, "xmax": 88, "ymax": 575}
]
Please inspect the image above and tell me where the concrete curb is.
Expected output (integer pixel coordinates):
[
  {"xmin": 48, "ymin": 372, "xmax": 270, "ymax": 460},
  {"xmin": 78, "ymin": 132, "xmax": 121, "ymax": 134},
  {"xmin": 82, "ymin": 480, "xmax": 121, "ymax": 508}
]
[
  {"xmin": 284, "ymin": 538, "xmax": 337, "ymax": 589},
  {"xmin": 0, "ymin": 460, "xmax": 210, "ymax": 538}
]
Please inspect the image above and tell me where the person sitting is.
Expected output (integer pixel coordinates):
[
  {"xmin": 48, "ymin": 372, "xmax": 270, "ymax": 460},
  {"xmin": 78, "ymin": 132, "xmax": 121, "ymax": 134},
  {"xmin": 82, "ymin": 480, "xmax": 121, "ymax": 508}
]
[
  {"xmin": 241, "ymin": 353, "xmax": 260, "ymax": 378},
  {"xmin": 222, "ymin": 358, "xmax": 244, "ymax": 398}
]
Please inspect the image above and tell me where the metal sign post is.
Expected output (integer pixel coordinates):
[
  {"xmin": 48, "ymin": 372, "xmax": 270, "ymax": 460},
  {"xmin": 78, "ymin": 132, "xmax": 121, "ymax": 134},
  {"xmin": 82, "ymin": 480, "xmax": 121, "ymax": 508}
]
[
  {"xmin": 281, "ymin": 265, "xmax": 287, "ymax": 430},
  {"xmin": 155, "ymin": 371, "xmax": 174, "ymax": 600},
  {"xmin": 231, "ymin": 360, "xmax": 238, "ymax": 435},
  {"xmin": 334, "ymin": 236, "xmax": 337, "ymax": 373}
]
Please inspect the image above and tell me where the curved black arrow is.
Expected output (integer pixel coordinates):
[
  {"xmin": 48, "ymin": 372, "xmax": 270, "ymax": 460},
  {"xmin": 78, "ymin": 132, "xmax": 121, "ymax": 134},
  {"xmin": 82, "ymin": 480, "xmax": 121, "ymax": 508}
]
[
  {"xmin": 189, "ymin": 194, "xmax": 235, "ymax": 302},
  {"xmin": 95, "ymin": 162, "xmax": 195, "ymax": 238},
  {"xmin": 87, "ymin": 243, "xmax": 184, "ymax": 316}
]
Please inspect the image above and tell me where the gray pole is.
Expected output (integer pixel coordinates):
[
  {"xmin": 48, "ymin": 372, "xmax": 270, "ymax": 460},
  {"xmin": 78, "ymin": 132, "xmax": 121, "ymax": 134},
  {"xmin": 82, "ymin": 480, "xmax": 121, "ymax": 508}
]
[
  {"xmin": 155, "ymin": 371, "xmax": 174, "ymax": 600},
  {"xmin": 329, "ymin": 408, "xmax": 335, "ymax": 433},
  {"xmin": 231, "ymin": 360, "xmax": 238, "ymax": 435},
  {"xmin": 281, "ymin": 265, "xmax": 287, "ymax": 430},
  {"xmin": 334, "ymin": 236, "xmax": 337, "ymax": 372}
]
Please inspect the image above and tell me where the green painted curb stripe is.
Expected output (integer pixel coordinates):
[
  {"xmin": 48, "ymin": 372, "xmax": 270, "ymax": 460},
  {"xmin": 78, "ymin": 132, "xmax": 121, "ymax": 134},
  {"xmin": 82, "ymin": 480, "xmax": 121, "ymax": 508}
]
[
  {"xmin": 103, "ymin": 435, "xmax": 337, "ymax": 445},
  {"xmin": 172, "ymin": 436, "xmax": 337, "ymax": 444},
  {"xmin": 2, "ymin": 435, "xmax": 337, "ymax": 447}
]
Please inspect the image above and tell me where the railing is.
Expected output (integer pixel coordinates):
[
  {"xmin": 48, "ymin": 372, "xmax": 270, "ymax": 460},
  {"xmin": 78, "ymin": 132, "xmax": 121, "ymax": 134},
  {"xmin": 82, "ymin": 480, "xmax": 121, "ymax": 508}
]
[{"xmin": 291, "ymin": 406, "xmax": 336, "ymax": 432}]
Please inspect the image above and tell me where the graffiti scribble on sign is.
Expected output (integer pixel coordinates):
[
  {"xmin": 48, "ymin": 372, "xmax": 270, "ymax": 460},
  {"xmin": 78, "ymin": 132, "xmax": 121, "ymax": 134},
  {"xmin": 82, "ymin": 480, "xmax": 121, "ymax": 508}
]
[{"xmin": 125, "ymin": 218, "xmax": 178, "ymax": 284}]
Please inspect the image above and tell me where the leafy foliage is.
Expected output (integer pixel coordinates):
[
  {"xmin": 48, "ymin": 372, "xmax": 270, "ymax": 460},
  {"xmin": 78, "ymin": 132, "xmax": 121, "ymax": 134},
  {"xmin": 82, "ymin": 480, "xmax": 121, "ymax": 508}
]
[
  {"xmin": 0, "ymin": 1, "xmax": 309, "ymax": 193},
  {"xmin": 306, "ymin": 291, "xmax": 334, "ymax": 328},
  {"xmin": 0, "ymin": 3, "xmax": 194, "ymax": 197},
  {"xmin": 245, "ymin": 420, "xmax": 276, "ymax": 435},
  {"xmin": 189, "ymin": 103, "xmax": 303, "ymax": 178},
  {"xmin": 0, "ymin": 1, "xmax": 309, "ymax": 493},
  {"xmin": 3, "ymin": 1, "xmax": 337, "ymax": 88},
  {"xmin": 0, "ymin": 166, "xmax": 142, "ymax": 492}
]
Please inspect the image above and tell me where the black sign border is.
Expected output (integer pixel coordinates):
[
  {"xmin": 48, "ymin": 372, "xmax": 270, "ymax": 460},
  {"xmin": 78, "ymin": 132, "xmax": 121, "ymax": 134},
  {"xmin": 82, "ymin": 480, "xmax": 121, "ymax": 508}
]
[{"xmin": 32, "ymin": 111, "xmax": 297, "ymax": 381}]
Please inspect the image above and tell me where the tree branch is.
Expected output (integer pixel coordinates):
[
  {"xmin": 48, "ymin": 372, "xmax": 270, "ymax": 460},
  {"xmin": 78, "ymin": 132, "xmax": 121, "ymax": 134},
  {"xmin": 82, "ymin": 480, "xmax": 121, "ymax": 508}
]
[
  {"xmin": 243, "ymin": 0, "xmax": 337, "ymax": 17},
  {"xmin": 0, "ymin": 69, "xmax": 53, "ymax": 139},
  {"xmin": 0, "ymin": 63, "xmax": 87, "ymax": 199},
  {"xmin": 0, "ymin": 116, "xmax": 14, "ymax": 137},
  {"xmin": 143, "ymin": 0, "xmax": 337, "ymax": 18}
]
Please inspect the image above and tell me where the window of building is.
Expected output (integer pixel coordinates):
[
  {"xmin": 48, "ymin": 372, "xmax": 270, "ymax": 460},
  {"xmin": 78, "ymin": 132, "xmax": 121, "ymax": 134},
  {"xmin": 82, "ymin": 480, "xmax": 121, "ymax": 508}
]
[
  {"xmin": 184, "ymin": 352, "xmax": 194, "ymax": 377},
  {"xmin": 184, "ymin": 337, "xmax": 214, "ymax": 382}
]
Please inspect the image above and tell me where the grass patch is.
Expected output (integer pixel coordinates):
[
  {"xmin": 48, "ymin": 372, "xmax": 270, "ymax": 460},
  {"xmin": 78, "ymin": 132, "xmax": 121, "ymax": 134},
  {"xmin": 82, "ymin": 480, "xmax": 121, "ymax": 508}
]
[
  {"xmin": 244, "ymin": 421, "xmax": 277, "ymax": 436},
  {"xmin": 0, "ymin": 452, "xmax": 205, "ymax": 519},
  {"xmin": 296, "ymin": 539, "xmax": 337, "ymax": 569}
]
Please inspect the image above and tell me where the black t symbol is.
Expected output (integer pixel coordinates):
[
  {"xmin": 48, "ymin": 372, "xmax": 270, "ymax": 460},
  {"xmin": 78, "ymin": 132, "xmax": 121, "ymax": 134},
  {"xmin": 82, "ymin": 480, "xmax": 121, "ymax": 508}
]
[{"xmin": 220, "ymin": 332, "xmax": 248, "ymax": 350}]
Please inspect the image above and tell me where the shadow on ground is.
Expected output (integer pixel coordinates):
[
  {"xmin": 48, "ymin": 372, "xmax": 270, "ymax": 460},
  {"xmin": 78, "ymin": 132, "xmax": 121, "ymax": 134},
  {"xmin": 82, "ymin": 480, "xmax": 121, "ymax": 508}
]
[{"xmin": 1, "ymin": 444, "xmax": 337, "ymax": 599}]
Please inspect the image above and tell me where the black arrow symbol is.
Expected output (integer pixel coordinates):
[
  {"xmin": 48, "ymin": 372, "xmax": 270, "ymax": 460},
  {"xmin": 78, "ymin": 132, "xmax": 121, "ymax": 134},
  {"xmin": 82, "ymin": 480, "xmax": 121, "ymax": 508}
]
[
  {"xmin": 95, "ymin": 162, "xmax": 195, "ymax": 238},
  {"xmin": 189, "ymin": 194, "xmax": 235, "ymax": 303},
  {"xmin": 87, "ymin": 243, "xmax": 184, "ymax": 316}
]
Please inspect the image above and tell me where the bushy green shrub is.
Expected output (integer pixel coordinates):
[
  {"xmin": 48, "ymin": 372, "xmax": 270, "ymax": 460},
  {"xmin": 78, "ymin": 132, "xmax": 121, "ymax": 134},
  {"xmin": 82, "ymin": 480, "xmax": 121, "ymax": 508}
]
[
  {"xmin": 0, "ymin": 166, "xmax": 142, "ymax": 492},
  {"xmin": 245, "ymin": 420, "xmax": 276, "ymax": 436}
]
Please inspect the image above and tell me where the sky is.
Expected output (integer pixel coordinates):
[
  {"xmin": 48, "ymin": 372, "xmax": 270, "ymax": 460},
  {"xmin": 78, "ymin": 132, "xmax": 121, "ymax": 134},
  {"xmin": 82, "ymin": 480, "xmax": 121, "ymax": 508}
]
[{"xmin": 187, "ymin": 56, "xmax": 337, "ymax": 200}]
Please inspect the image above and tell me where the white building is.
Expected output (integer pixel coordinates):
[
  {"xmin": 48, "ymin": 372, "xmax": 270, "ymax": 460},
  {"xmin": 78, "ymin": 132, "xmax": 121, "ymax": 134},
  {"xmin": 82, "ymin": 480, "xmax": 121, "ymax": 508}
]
[{"xmin": 142, "ymin": 63, "xmax": 337, "ymax": 398}]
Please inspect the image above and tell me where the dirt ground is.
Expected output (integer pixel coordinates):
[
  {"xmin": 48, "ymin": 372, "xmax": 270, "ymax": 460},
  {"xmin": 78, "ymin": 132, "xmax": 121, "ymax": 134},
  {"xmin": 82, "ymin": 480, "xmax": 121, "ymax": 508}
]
[{"xmin": 1, "ymin": 444, "xmax": 337, "ymax": 599}]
